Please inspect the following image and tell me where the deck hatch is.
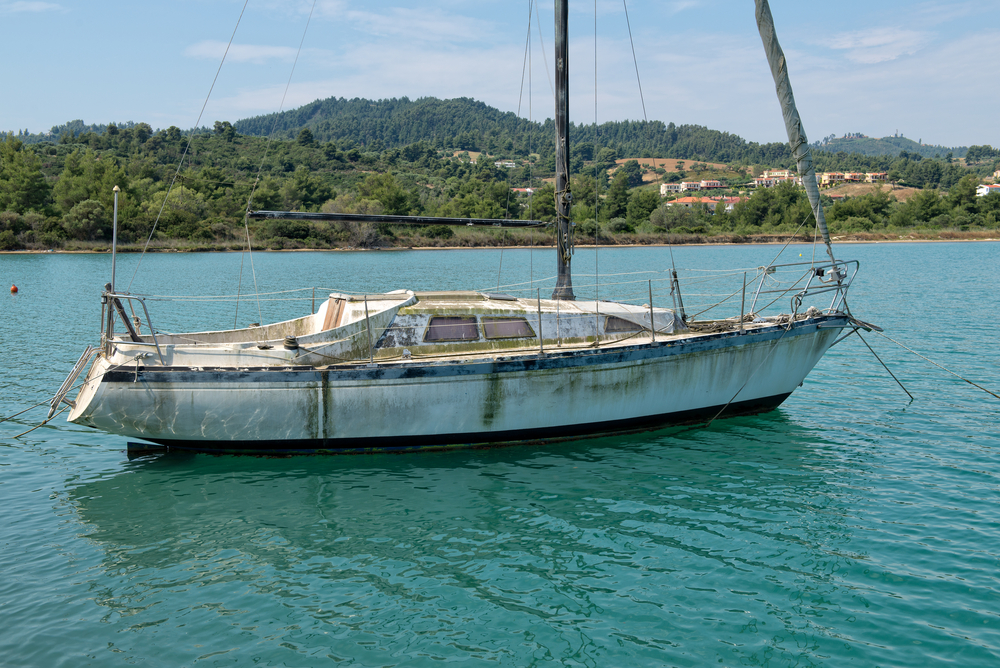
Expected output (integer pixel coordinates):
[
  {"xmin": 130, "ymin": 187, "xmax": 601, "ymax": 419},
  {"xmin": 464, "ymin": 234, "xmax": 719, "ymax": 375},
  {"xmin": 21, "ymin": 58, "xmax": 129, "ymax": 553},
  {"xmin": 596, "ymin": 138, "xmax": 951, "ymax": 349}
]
[
  {"xmin": 424, "ymin": 316, "xmax": 480, "ymax": 342},
  {"xmin": 482, "ymin": 316, "xmax": 535, "ymax": 339}
]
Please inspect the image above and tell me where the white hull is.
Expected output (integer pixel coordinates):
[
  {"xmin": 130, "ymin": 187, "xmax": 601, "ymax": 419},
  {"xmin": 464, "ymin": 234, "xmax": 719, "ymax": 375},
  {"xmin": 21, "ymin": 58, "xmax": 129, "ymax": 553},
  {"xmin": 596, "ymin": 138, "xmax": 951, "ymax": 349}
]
[{"xmin": 68, "ymin": 315, "xmax": 846, "ymax": 453}]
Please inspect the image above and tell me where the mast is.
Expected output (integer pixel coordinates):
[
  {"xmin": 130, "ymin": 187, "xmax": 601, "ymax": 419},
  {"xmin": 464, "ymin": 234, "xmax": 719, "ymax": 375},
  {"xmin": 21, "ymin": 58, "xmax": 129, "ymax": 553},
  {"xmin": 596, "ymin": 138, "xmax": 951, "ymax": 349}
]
[
  {"xmin": 551, "ymin": 0, "xmax": 575, "ymax": 300},
  {"xmin": 754, "ymin": 0, "xmax": 837, "ymax": 267}
]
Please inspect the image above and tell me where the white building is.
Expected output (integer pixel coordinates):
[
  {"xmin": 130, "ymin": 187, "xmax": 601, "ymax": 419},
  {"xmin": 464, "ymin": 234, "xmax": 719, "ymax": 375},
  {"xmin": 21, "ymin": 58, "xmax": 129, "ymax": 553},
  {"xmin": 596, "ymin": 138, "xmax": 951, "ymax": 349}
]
[
  {"xmin": 660, "ymin": 183, "xmax": 684, "ymax": 195},
  {"xmin": 976, "ymin": 184, "xmax": 1000, "ymax": 197}
]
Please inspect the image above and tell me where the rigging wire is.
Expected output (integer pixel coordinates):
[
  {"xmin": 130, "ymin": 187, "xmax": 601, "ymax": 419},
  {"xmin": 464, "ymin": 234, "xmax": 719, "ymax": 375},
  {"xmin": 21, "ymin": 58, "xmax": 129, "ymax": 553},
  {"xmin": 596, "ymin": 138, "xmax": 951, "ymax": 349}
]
[
  {"xmin": 500, "ymin": 0, "xmax": 538, "ymax": 292},
  {"xmin": 622, "ymin": 0, "xmax": 648, "ymax": 122},
  {"xmin": 594, "ymin": 0, "xmax": 600, "ymax": 303},
  {"xmin": 127, "ymin": 0, "xmax": 251, "ymax": 292},
  {"xmin": 534, "ymin": 0, "xmax": 554, "ymax": 97},
  {"xmin": 239, "ymin": 0, "xmax": 319, "ymax": 327}
]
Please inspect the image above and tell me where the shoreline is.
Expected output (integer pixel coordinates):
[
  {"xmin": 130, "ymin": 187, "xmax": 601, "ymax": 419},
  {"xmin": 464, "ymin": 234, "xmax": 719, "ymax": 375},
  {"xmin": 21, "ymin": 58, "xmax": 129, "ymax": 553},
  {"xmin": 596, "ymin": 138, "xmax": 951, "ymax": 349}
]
[{"xmin": 3, "ymin": 234, "xmax": 999, "ymax": 254}]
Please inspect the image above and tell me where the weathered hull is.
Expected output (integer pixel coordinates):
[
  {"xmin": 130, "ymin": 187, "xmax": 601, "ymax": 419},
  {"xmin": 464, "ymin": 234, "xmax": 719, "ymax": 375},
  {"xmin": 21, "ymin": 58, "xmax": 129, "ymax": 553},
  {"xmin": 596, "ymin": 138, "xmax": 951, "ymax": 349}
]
[{"xmin": 69, "ymin": 316, "xmax": 846, "ymax": 454}]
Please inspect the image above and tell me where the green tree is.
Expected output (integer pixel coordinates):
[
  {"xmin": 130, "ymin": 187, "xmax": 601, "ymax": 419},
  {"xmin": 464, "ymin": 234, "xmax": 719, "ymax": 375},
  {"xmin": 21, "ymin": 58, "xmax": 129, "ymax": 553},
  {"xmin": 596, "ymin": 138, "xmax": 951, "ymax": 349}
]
[
  {"xmin": 948, "ymin": 175, "xmax": 979, "ymax": 215},
  {"xmin": 63, "ymin": 199, "xmax": 109, "ymax": 240},
  {"xmin": 358, "ymin": 173, "xmax": 409, "ymax": 215},
  {"xmin": 0, "ymin": 134, "xmax": 50, "ymax": 213},
  {"xmin": 143, "ymin": 186, "xmax": 209, "ymax": 239},
  {"xmin": 280, "ymin": 166, "xmax": 331, "ymax": 211},
  {"xmin": 626, "ymin": 189, "xmax": 661, "ymax": 225},
  {"xmin": 297, "ymin": 128, "xmax": 315, "ymax": 146},
  {"xmin": 213, "ymin": 121, "xmax": 237, "ymax": 142},
  {"xmin": 524, "ymin": 184, "xmax": 556, "ymax": 221},
  {"xmin": 52, "ymin": 148, "xmax": 128, "ymax": 215},
  {"xmin": 604, "ymin": 171, "xmax": 630, "ymax": 220},
  {"xmin": 618, "ymin": 159, "xmax": 643, "ymax": 188}
]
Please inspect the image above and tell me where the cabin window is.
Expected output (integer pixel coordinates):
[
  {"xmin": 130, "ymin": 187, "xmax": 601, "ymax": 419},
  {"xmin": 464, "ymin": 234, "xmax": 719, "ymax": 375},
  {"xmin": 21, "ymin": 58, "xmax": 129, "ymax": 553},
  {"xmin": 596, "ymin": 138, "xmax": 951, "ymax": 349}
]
[
  {"xmin": 424, "ymin": 316, "xmax": 480, "ymax": 342},
  {"xmin": 482, "ymin": 316, "xmax": 535, "ymax": 339},
  {"xmin": 605, "ymin": 315, "xmax": 643, "ymax": 332}
]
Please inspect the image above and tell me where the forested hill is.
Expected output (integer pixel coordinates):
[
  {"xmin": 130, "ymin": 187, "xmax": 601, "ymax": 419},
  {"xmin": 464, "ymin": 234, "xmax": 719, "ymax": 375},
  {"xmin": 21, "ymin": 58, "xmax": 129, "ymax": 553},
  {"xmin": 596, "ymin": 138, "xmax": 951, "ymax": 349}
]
[
  {"xmin": 233, "ymin": 96, "xmax": 795, "ymax": 166},
  {"xmin": 817, "ymin": 134, "xmax": 967, "ymax": 159}
]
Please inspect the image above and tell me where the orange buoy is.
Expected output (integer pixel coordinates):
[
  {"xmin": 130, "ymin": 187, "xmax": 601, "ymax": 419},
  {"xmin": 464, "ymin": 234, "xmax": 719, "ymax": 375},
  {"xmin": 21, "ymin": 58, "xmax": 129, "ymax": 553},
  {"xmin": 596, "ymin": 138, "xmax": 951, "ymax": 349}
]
[{"xmin": 10, "ymin": 285, "xmax": 16, "ymax": 294}]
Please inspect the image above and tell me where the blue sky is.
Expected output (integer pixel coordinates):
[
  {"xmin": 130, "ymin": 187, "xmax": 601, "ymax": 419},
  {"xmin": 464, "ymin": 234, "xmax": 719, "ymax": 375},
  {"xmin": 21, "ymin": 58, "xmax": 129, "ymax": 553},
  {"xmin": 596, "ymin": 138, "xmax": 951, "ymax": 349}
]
[{"xmin": 2, "ymin": 0, "xmax": 998, "ymax": 148}]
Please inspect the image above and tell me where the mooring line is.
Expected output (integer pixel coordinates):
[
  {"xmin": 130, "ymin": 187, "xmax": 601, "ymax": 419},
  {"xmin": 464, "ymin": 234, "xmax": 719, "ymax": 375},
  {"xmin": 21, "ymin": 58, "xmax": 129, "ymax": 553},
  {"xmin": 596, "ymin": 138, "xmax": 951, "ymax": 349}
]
[
  {"xmin": 12, "ymin": 406, "xmax": 69, "ymax": 439},
  {"xmin": 0, "ymin": 397, "xmax": 56, "ymax": 425},
  {"xmin": 2, "ymin": 353, "xmax": 146, "ymax": 436},
  {"xmin": 874, "ymin": 330, "xmax": 1000, "ymax": 401},
  {"xmin": 857, "ymin": 331, "xmax": 913, "ymax": 401}
]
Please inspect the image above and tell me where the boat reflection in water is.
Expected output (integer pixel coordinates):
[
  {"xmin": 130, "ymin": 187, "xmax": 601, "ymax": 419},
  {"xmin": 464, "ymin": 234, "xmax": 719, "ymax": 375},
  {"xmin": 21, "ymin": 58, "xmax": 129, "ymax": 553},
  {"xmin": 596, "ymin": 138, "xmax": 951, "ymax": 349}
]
[{"xmin": 68, "ymin": 419, "xmax": 863, "ymax": 664}]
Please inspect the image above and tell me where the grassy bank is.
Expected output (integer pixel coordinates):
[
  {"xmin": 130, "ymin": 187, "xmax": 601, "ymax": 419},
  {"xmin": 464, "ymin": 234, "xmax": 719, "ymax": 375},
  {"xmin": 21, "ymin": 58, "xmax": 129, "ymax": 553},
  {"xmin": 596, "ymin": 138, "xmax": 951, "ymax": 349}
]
[{"xmin": 9, "ymin": 227, "xmax": 996, "ymax": 254}]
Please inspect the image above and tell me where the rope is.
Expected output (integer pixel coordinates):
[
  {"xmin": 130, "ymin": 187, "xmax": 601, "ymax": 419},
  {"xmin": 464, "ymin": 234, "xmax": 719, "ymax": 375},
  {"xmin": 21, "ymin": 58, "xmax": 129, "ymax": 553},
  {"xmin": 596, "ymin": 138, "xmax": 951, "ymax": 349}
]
[
  {"xmin": 3, "ymin": 352, "xmax": 150, "ymax": 437},
  {"xmin": 128, "ymin": 0, "xmax": 251, "ymax": 291},
  {"xmin": 0, "ymin": 397, "xmax": 58, "ymax": 425},
  {"xmin": 856, "ymin": 331, "xmax": 913, "ymax": 401},
  {"xmin": 873, "ymin": 330, "xmax": 1000, "ymax": 401},
  {"xmin": 11, "ymin": 407, "xmax": 68, "ymax": 440}
]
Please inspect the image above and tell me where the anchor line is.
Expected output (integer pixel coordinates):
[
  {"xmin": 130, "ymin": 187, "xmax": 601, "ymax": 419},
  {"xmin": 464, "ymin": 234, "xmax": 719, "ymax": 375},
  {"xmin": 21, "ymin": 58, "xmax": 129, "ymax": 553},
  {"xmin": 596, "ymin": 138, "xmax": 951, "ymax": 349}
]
[
  {"xmin": 12, "ymin": 406, "xmax": 69, "ymax": 440},
  {"xmin": 3, "ymin": 353, "xmax": 148, "ymax": 435},
  {"xmin": 856, "ymin": 331, "xmax": 913, "ymax": 401},
  {"xmin": 873, "ymin": 330, "xmax": 1000, "ymax": 401}
]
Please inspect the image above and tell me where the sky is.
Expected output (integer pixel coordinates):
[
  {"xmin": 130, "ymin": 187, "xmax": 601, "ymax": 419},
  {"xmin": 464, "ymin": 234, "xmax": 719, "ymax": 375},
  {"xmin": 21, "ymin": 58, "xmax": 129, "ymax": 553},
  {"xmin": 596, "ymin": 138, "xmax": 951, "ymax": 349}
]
[{"xmin": 2, "ymin": 0, "xmax": 998, "ymax": 148}]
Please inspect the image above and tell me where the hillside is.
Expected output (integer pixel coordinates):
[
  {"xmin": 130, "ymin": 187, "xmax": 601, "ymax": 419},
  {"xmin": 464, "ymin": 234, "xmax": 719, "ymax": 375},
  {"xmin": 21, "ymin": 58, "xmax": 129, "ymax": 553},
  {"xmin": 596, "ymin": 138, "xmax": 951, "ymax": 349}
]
[
  {"xmin": 232, "ymin": 96, "xmax": 795, "ymax": 167},
  {"xmin": 818, "ymin": 135, "xmax": 967, "ymax": 159},
  {"xmin": 10, "ymin": 96, "xmax": 981, "ymax": 170}
]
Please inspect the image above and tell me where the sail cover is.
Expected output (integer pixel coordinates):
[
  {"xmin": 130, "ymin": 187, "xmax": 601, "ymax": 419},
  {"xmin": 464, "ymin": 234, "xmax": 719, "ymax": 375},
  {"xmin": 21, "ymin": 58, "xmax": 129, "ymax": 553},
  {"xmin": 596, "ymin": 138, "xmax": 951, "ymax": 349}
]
[{"xmin": 755, "ymin": 0, "xmax": 835, "ymax": 262}]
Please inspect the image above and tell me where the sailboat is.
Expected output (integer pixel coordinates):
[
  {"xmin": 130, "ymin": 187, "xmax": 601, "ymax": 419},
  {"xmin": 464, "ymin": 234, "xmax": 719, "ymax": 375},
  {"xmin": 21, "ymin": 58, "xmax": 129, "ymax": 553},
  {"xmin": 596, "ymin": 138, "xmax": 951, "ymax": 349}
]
[{"xmin": 53, "ymin": 1, "xmax": 859, "ymax": 454}]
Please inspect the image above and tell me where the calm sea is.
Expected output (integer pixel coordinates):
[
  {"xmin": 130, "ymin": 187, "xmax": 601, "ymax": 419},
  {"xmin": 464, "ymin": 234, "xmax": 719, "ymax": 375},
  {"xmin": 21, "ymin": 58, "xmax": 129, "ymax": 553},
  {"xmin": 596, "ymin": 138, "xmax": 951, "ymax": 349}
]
[{"xmin": 1, "ymin": 242, "xmax": 998, "ymax": 667}]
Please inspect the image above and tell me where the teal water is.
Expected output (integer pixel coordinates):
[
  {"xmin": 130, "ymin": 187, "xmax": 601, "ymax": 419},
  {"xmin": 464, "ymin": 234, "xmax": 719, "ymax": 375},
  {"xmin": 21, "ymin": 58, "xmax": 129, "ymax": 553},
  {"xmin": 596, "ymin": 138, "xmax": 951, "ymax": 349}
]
[{"xmin": 1, "ymin": 243, "xmax": 998, "ymax": 667}]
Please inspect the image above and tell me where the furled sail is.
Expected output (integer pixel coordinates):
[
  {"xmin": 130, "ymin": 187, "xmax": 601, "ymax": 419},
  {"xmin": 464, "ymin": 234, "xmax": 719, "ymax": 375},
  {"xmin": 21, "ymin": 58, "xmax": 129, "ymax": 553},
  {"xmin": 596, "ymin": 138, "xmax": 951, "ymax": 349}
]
[{"xmin": 755, "ymin": 0, "xmax": 836, "ymax": 263}]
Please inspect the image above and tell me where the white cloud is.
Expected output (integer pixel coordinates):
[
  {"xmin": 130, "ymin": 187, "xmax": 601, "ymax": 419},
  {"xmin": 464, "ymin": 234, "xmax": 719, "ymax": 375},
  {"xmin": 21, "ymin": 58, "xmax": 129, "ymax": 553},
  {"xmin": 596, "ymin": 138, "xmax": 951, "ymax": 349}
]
[
  {"xmin": 0, "ymin": 1, "xmax": 62, "ymax": 12},
  {"xmin": 666, "ymin": 1, "xmax": 701, "ymax": 14},
  {"xmin": 786, "ymin": 30, "xmax": 1000, "ymax": 146},
  {"xmin": 184, "ymin": 41, "xmax": 301, "ymax": 64},
  {"xmin": 337, "ymin": 6, "xmax": 495, "ymax": 44},
  {"xmin": 823, "ymin": 28, "xmax": 930, "ymax": 64}
]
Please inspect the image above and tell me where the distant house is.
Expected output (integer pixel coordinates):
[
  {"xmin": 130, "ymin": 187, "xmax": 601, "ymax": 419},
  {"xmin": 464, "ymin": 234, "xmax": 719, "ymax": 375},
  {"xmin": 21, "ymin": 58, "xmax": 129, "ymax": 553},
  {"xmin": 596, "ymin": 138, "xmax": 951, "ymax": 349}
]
[
  {"xmin": 666, "ymin": 196, "xmax": 718, "ymax": 210},
  {"xmin": 715, "ymin": 196, "xmax": 747, "ymax": 213},
  {"xmin": 976, "ymin": 184, "xmax": 1000, "ymax": 197},
  {"xmin": 494, "ymin": 161, "xmax": 517, "ymax": 168},
  {"xmin": 700, "ymin": 180, "xmax": 723, "ymax": 189},
  {"xmin": 844, "ymin": 172, "xmax": 865, "ymax": 183},
  {"xmin": 511, "ymin": 188, "xmax": 535, "ymax": 194},
  {"xmin": 994, "ymin": 170, "xmax": 1000, "ymax": 182},
  {"xmin": 680, "ymin": 182, "xmax": 702, "ymax": 191},
  {"xmin": 821, "ymin": 172, "xmax": 846, "ymax": 187},
  {"xmin": 761, "ymin": 169, "xmax": 792, "ymax": 179},
  {"xmin": 866, "ymin": 172, "xmax": 888, "ymax": 183},
  {"xmin": 753, "ymin": 177, "xmax": 777, "ymax": 188},
  {"xmin": 660, "ymin": 183, "xmax": 684, "ymax": 195}
]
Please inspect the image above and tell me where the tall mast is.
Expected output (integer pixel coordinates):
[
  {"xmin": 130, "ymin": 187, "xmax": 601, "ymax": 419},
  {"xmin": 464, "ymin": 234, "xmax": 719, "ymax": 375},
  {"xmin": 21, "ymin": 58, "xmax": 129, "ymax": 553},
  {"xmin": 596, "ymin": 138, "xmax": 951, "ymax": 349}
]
[
  {"xmin": 755, "ymin": 0, "xmax": 837, "ymax": 267},
  {"xmin": 551, "ymin": 0, "xmax": 575, "ymax": 300}
]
